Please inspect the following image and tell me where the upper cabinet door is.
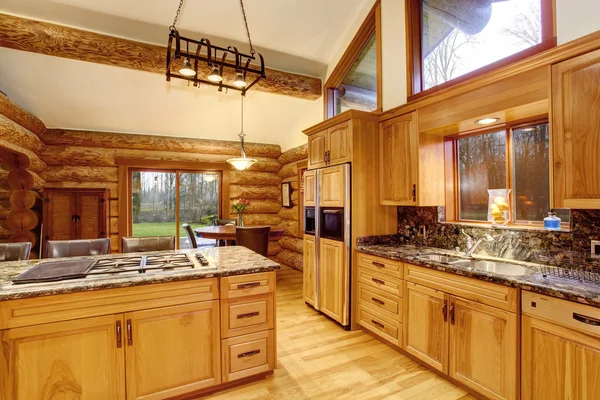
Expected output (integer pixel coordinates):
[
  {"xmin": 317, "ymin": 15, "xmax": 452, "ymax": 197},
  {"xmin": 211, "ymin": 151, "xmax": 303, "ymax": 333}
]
[
  {"xmin": 327, "ymin": 121, "xmax": 352, "ymax": 166},
  {"xmin": 44, "ymin": 191, "xmax": 77, "ymax": 241},
  {"xmin": 552, "ymin": 48, "xmax": 600, "ymax": 209},
  {"xmin": 319, "ymin": 165, "xmax": 345, "ymax": 208},
  {"xmin": 77, "ymin": 192, "xmax": 107, "ymax": 239},
  {"xmin": 308, "ymin": 130, "xmax": 328, "ymax": 169},
  {"xmin": 304, "ymin": 170, "xmax": 316, "ymax": 207},
  {"xmin": 379, "ymin": 112, "xmax": 419, "ymax": 206}
]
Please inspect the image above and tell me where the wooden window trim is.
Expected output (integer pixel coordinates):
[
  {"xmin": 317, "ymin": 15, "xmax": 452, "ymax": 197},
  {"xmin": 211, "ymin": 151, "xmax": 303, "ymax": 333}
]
[
  {"xmin": 323, "ymin": 0, "xmax": 382, "ymax": 119},
  {"xmin": 406, "ymin": 0, "xmax": 556, "ymax": 101}
]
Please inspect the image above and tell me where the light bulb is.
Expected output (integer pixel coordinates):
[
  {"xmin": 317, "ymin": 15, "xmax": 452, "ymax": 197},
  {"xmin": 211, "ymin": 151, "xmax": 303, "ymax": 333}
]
[
  {"xmin": 233, "ymin": 71, "xmax": 246, "ymax": 88},
  {"xmin": 207, "ymin": 65, "xmax": 223, "ymax": 82},
  {"xmin": 179, "ymin": 58, "xmax": 196, "ymax": 77},
  {"xmin": 226, "ymin": 157, "xmax": 256, "ymax": 171}
]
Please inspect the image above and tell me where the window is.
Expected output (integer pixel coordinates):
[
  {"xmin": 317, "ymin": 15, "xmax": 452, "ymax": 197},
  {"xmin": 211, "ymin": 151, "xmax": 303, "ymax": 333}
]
[
  {"xmin": 324, "ymin": 0, "xmax": 381, "ymax": 118},
  {"xmin": 452, "ymin": 121, "xmax": 556, "ymax": 224},
  {"xmin": 407, "ymin": 0, "xmax": 555, "ymax": 96}
]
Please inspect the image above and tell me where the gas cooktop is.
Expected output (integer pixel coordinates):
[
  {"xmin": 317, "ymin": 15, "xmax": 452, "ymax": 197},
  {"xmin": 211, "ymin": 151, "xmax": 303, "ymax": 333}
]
[{"xmin": 12, "ymin": 252, "xmax": 215, "ymax": 285}]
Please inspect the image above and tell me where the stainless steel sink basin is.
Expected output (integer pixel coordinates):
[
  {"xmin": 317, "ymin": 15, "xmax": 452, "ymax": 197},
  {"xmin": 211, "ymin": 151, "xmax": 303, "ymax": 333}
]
[
  {"xmin": 417, "ymin": 254, "xmax": 462, "ymax": 264},
  {"xmin": 450, "ymin": 259, "xmax": 534, "ymax": 276}
]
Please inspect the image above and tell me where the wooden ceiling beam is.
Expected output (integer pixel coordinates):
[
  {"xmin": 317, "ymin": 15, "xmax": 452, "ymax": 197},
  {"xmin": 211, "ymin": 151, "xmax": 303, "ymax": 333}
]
[
  {"xmin": 0, "ymin": 14, "xmax": 322, "ymax": 100},
  {"xmin": 0, "ymin": 92, "xmax": 46, "ymax": 137}
]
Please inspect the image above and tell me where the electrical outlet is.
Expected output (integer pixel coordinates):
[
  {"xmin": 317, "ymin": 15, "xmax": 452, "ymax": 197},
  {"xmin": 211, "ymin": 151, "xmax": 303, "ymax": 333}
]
[
  {"xmin": 419, "ymin": 225, "xmax": 427, "ymax": 237},
  {"xmin": 591, "ymin": 240, "xmax": 600, "ymax": 255}
]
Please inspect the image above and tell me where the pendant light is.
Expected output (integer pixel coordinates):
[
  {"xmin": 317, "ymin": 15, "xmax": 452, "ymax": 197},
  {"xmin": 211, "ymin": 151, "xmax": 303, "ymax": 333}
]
[
  {"xmin": 179, "ymin": 40, "xmax": 196, "ymax": 77},
  {"xmin": 233, "ymin": 71, "xmax": 246, "ymax": 88},
  {"xmin": 227, "ymin": 95, "xmax": 257, "ymax": 171},
  {"xmin": 207, "ymin": 65, "xmax": 223, "ymax": 82}
]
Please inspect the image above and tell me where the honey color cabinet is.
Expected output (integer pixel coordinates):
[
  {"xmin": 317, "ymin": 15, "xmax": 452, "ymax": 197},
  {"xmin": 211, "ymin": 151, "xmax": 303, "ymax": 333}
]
[
  {"xmin": 303, "ymin": 170, "xmax": 316, "ymax": 207},
  {"xmin": 319, "ymin": 237, "xmax": 348, "ymax": 325},
  {"xmin": 0, "ymin": 314, "xmax": 126, "ymax": 400},
  {"xmin": 308, "ymin": 130, "xmax": 328, "ymax": 169},
  {"xmin": 319, "ymin": 164, "xmax": 345, "ymax": 208},
  {"xmin": 307, "ymin": 121, "xmax": 352, "ymax": 169},
  {"xmin": 303, "ymin": 234, "xmax": 316, "ymax": 306},
  {"xmin": 379, "ymin": 111, "xmax": 444, "ymax": 206},
  {"xmin": 552, "ymin": 48, "xmax": 600, "ymax": 209}
]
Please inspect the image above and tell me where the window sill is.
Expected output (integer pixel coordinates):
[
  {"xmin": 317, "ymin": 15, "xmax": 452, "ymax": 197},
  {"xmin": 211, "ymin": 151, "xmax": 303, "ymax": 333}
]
[{"xmin": 440, "ymin": 221, "xmax": 571, "ymax": 234}]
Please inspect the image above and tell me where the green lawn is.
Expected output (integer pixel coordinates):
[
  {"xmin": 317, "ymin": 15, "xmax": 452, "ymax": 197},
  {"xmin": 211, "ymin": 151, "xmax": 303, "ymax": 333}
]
[{"xmin": 132, "ymin": 222, "xmax": 208, "ymax": 237}]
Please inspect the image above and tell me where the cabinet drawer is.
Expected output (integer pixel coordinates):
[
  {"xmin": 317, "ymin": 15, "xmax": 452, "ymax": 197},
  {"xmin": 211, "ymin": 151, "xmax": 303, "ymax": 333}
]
[
  {"xmin": 358, "ymin": 303, "xmax": 401, "ymax": 347},
  {"xmin": 220, "ymin": 272, "xmax": 275, "ymax": 299},
  {"xmin": 358, "ymin": 253, "xmax": 403, "ymax": 278},
  {"xmin": 221, "ymin": 330, "xmax": 275, "ymax": 383},
  {"xmin": 221, "ymin": 294, "xmax": 274, "ymax": 338},
  {"xmin": 357, "ymin": 267, "xmax": 403, "ymax": 297},
  {"xmin": 358, "ymin": 283, "xmax": 402, "ymax": 321}
]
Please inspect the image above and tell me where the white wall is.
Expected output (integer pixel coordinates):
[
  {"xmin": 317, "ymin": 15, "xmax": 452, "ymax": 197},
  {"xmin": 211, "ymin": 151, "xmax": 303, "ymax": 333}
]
[{"xmin": 556, "ymin": 0, "xmax": 600, "ymax": 45}]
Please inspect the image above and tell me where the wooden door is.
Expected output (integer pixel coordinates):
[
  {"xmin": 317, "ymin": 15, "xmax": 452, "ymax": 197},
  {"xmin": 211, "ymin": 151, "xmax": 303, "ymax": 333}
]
[
  {"xmin": 320, "ymin": 164, "xmax": 345, "ymax": 208},
  {"xmin": 304, "ymin": 170, "xmax": 316, "ymax": 207},
  {"xmin": 125, "ymin": 301, "xmax": 221, "ymax": 400},
  {"xmin": 449, "ymin": 297, "xmax": 518, "ymax": 400},
  {"xmin": 43, "ymin": 191, "xmax": 77, "ymax": 241},
  {"xmin": 327, "ymin": 121, "xmax": 352, "ymax": 166},
  {"xmin": 319, "ymin": 237, "xmax": 348, "ymax": 325},
  {"xmin": 552, "ymin": 48, "xmax": 600, "ymax": 208},
  {"xmin": 77, "ymin": 191, "xmax": 107, "ymax": 239},
  {"xmin": 308, "ymin": 130, "xmax": 328, "ymax": 169},
  {"xmin": 522, "ymin": 315, "xmax": 600, "ymax": 400},
  {"xmin": 303, "ymin": 234, "xmax": 316, "ymax": 307},
  {"xmin": 0, "ymin": 315, "xmax": 125, "ymax": 400},
  {"xmin": 404, "ymin": 282, "xmax": 449, "ymax": 373},
  {"xmin": 379, "ymin": 112, "xmax": 418, "ymax": 206}
]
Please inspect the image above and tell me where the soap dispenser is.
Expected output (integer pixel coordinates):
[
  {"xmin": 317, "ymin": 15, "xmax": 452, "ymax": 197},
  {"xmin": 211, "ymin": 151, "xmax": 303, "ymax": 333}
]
[{"xmin": 543, "ymin": 210, "xmax": 561, "ymax": 230}]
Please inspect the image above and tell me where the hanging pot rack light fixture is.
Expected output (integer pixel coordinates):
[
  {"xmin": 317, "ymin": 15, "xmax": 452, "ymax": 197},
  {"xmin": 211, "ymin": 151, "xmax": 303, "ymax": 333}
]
[
  {"xmin": 166, "ymin": 0, "xmax": 265, "ymax": 94},
  {"xmin": 226, "ymin": 95, "xmax": 257, "ymax": 171}
]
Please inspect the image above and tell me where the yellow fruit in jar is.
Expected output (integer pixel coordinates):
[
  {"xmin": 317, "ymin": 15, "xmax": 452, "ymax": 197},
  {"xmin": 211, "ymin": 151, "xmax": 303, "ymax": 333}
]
[
  {"xmin": 493, "ymin": 217, "xmax": 506, "ymax": 224},
  {"xmin": 491, "ymin": 209, "xmax": 503, "ymax": 218},
  {"xmin": 493, "ymin": 196, "xmax": 507, "ymax": 205},
  {"xmin": 497, "ymin": 202, "xmax": 509, "ymax": 211},
  {"xmin": 490, "ymin": 204, "xmax": 499, "ymax": 211}
]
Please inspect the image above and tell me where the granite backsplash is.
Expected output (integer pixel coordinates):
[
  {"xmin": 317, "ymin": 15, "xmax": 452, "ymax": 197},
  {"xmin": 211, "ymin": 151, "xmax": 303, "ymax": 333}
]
[{"xmin": 358, "ymin": 207, "xmax": 600, "ymax": 268}]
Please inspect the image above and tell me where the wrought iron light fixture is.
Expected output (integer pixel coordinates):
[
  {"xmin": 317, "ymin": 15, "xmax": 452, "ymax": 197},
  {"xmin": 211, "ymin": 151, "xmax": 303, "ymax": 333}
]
[
  {"xmin": 227, "ymin": 95, "xmax": 257, "ymax": 171},
  {"xmin": 166, "ymin": 0, "xmax": 266, "ymax": 94}
]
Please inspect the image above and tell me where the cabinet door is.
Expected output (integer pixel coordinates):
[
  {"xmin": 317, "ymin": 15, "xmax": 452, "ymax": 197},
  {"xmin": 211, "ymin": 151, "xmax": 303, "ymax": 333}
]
[
  {"xmin": 404, "ymin": 282, "xmax": 449, "ymax": 373},
  {"xmin": 522, "ymin": 316, "xmax": 600, "ymax": 400},
  {"xmin": 308, "ymin": 130, "xmax": 328, "ymax": 169},
  {"xmin": 327, "ymin": 121, "xmax": 352, "ymax": 166},
  {"xmin": 0, "ymin": 315, "xmax": 125, "ymax": 400},
  {"xmin": 303, "ymin": 234, "xmax": 316, "ymax": 307},
  {"xmin": 319, "ymin": 237, "xmax": 348, "ymax": 325},
  {"xmin": 44, "ymin": 191, "xmax": 77, "ymax": 241},
  {"xmin": 449, "ymin": 297, "xmax": 518, "ymax": 400},
  {"xmin": 320, "ymin": 164, "xmax": 346, "ymax": 208},
  {"xmin": 379, "ymin": 112, "xmax": 418, "ymax": 206},
  {"xmin": 125, "ymin": 301, "xmax": 221, "ymax": 400},
  {"xmin": 77, "ymin": 191, "xmax": 107, "ymax": 239},
  {"xmin": 304, "ymin": 170, "xmax": 316, "ymax": 207},
  {"xmin": 552, "ymin": 48, "xmax": 600, "ymax": 208}
]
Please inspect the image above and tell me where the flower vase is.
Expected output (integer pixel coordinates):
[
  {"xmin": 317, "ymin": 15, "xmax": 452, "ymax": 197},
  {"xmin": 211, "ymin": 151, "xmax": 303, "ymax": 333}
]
[{"xmin": 237, "ymin": 211, "xmax": 244, "ymax": 227}]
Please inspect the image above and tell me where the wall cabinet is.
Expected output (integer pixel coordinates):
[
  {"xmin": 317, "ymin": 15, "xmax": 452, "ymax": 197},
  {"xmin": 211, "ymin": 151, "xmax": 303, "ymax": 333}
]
[
  {"xmin": 552, "ymin": 48, "xmax": 600, "ymax": 209},
  {"xmin": 303, "ymin": 170, "xmax": 316, "ymax": 207},
  {"xmin": 307, "ymin": 121, "xmax": 352, "ymax": 169},
  {"xmin": 319, "ymin": 237, "xmax": 347, "ymax": 325},
  {"xmin": 303, "ymin": 234, "xmax": 316, "ymax": 306},
  {"xmin": 319, "ymin": 164, "xmax": 345, "ymax": 208},
  {"xmin": 308, "ymin": 130, "xmax": 328, "ymax": 169},
  {"xmin": 378, "ymin": 111, "xmax": 444, "ymax": 206}
]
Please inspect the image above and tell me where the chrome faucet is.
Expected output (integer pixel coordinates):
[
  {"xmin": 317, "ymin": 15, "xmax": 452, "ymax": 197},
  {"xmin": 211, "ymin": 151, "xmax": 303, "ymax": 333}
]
[{"xmin": 462, "ymin": 230, "xmax": 494, "ymax": 258}]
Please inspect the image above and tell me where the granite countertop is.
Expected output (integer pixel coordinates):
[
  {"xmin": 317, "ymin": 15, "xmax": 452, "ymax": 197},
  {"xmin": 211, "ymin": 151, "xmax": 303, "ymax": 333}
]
[
  {"xmin": 0, "ymin": 246, "xmax": 280, "ymax": 301},
  {"xmin": 356, "ymin": 244, "xmax": 600, "ymax": 308}
]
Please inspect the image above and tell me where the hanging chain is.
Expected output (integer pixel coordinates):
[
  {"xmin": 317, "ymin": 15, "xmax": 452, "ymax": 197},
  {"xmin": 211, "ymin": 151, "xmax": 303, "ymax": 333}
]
[
  {"xmin": 239, "ymin": 95, "xmax": 246, "ymax": 139},
  {"xmin": 170, "ymin": 0, "xmax": 185, "ymax": 31},
  {"xmin": 239, "ymin": 0, "xmax": 256, "ymax": 55}
]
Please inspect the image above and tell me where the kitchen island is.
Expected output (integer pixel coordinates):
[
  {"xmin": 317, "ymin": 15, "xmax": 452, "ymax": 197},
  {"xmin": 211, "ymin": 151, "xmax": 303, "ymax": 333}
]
[{"xmin": 0, "ymin": 246, "xmax": 279, "ymax": 400}]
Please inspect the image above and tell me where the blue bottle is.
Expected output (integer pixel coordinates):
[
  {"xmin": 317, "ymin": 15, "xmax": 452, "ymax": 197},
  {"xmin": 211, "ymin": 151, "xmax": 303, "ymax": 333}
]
[{"xmin": 543, "ymin": 210, "xmax": 561, "ymax": 230}]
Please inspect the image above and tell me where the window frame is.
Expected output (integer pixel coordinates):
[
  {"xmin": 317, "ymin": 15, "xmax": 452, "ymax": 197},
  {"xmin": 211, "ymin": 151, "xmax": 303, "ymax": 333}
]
[
  {"xmin": 323, "ymin": 0, "xmax": 382, "ymax": 119},
  {"xmin": 406, "ymin": 0, "xmax": 556, "ymax": 101},
  {"xmin": 444, "ymin": 117, "xmax": 551, "ymax": 226}
]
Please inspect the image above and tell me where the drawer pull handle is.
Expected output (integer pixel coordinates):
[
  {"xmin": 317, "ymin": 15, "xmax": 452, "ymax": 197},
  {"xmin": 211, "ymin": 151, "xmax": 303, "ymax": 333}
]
[
  {"xmin": 238, "ymin": 349, "xmax": 261, "ymax": 358},
  {"xmin": 237, "ymin": 282, "xmax": 260, "ymax": 289},
  {"xmin": 371, "ymin": 297, "xmax": 385, "ymax": 305},
  {"xmin": 237, "ymin": 311, "xmax": 260, "ymax": 319},
  {"xmin": 450, "ymin": 302, "xmax": 455, "ymax": 325},
  {"xmin": 442, "ymin": 299, "xmax": 448, "ymax": 323},
  {"xmin": 116, "ymin": 321, "xmax": 122, "ymax": 348},
  {"xmin": 371, "ymin": 319, "xmax": 384, "ymax": 329},
  {"xmin": 126, "ymin": 319, "xmax": 133, "ymax": 346},
  {"xmin": 372, "ymin": 261, "xmax": 385, "ymax": 268},
  {"xmin": 371, "ymin": 277, "xmax": 385, "ymax": 285},
  {"xmin": 573, "ymin": 312, "xmax": 600, "ymax": 326}
]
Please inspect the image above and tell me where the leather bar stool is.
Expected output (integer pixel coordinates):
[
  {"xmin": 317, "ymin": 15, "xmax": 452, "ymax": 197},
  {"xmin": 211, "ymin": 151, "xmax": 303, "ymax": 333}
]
[
  {"xmin": 46, "ymin": 238, "xmax": 111, "ymax": 259},
  {"xmin": 235, "ymin": 226, "xmax": 270, "ymax": 257},
  {"xmin": 0, "ymin": 242, "xmax": 32, "ymax": 261},
  {"xmin": 182, "ymin": 224, "xmax": 197, "ymax": 249},
  {"xmin": 121, "ymin": 236, "xmax": 175, "ymax": 253}
]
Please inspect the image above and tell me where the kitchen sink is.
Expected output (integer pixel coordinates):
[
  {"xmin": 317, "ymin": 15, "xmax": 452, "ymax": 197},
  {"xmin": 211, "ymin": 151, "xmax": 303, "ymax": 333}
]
[
  {"xmin": 450, "ymin": 259, "xmax": 534, "ymax": 276},
  {"xmin": 417, "ymin": 254, "xmax": 463, "ymax": 264}
]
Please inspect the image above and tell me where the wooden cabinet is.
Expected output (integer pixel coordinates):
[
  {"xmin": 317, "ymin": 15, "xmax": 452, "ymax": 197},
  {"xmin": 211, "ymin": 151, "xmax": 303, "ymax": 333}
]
[
  {"xmin": 378, "ymin": 111, "xmax": 444, "ymax": 206},
  {"xmin": 303, "ymin": 234, "xmax": 316, "ymax": 306},
  {"xmin": 221, "ymin": 330, "xmax": 275, "ymax": 383},
  {"xmin": 404, "ymin": 282, "xmax": 449, "ymax": 373},
  {"xmin": 319, "ymin": 237, "xmax": 348, "ymax": 325},
  {"xmin": 552, "ymin": 48, "xmax": 600, "ymax": 208},
  {"xmin": 303, "ymin": 170, "xmax": 316, "ymax": 206},
  {"xmin": 221, "ymin": 294, "xmax": 274, "ymax": 338},
  {"xmin": 319, "ymin": 164, "xmax": 345, "ymax": 208},
  {"xmin": 125, "ymin": 301, "xmax": 221, "ymax": 400},
  {"xmin": 0, "ymin": 314, "xmax": 125, "ymax": 400},
  {"xmin": 449, "ymin": 297, "xmax": 518, "ymax": 400},
  {"xmin": 307, "ymin": 121, "xmax": 352, "ymax": 169}
]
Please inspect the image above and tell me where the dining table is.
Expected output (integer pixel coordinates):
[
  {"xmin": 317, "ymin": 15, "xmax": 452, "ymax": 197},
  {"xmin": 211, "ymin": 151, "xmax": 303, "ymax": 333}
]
[{"xmin": 194, "ymin": 225, "xmax": 285, "ymax": 245}]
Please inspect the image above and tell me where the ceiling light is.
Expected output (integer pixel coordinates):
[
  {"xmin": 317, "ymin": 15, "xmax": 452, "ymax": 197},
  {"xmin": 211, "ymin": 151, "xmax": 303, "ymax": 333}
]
[
  {"xmin": 233, "ymin": 71, "xmax": 246, "ymax": 88},
  {"xmin": 207, "ymin": 65, "xmax": 223, "ymax": 82},
  {"xmin": 475, "ymin": 117, "xmax": 500, "ymax": 125},
  {"xmin": 179, "ymin": 58, "xmax": 196, "ymax": 77},
  {"xmin": 227, "ymin": 95, "xmax": 257, "ymax": 171},
  {"xmin": 520, "ymin": 127, "xmax": 536, "ymax": 132}
]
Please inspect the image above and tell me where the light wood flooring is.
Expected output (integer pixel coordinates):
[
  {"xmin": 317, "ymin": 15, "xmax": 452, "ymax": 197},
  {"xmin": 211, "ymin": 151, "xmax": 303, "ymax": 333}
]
[{"xmin": 202, "ymin": 266, "xmax": 477, "ymax": 400}]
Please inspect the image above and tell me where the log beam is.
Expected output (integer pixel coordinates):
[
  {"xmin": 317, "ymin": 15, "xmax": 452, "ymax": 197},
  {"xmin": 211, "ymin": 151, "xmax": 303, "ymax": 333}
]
[
  {"xmin": 0, "ymin": 114, "xmax": 45, "ymax": 153},
  {"xmin": 277, "ymin": 144, "xmax": 308, "ymax": 165},
  {"xmin": 0, "ymin": 14, "xmax": 322, "ymax": 101},
  {"xmin": 0, "ymin": 92, "xmax": 46, "ymax": 136},
  {"xmin": 0, "ymin": 140, "xmax": 47, "ymax": 172},
  {"xmin": 230, "ymin": 171, "xmax": 281, "ymax": 186},
  {"xmin": 40, "ymin": 166, "xmax": 118, "ymax": 183}
]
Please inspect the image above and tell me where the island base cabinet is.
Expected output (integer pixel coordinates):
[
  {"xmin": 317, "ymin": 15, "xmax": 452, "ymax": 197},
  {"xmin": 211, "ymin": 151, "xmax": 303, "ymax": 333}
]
[
  {"xmin": 522, "ymin": 315, "xmax": 600, "ymax": 400},
  {"xmin": 0, "ymin": 314, "xmax": 126, "ymax": 400},
  {"xmin": 221, "ymin": 330, "xmax": 275, "ymax": 383},
  {"xmin": 125, "ymin": 301, "xmax": 221, "ymax": 400}
]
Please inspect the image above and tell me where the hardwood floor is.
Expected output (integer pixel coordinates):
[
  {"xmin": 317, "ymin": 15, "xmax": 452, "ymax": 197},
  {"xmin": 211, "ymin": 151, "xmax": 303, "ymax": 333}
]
[{"xmin": 202, "ymin": 266, "xmax": 477, "ymax": 400}]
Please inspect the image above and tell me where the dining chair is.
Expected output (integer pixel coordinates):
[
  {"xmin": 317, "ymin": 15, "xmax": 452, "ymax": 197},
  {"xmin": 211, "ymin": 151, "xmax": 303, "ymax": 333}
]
[
  {"xmin": 235, "ymin": 226, "xmax": 270, "ymax": 257},
  {"xmin": 47, "ymin": 238, "xmax": 111, "ymax": 258},
  {"xmin": 121, "ymin": 236, "xmax": 175, "ymax": 253},
  {"xmin": 213, "ymin": 219, "xmax": 238, "ymax": 246},
  {"xmin": 0, "ymin": 242, "xmax": 32, "ymax": 261},
  {"xmin": 182, "ymin": 223, "xmax": 197, "ymax": 249}
]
